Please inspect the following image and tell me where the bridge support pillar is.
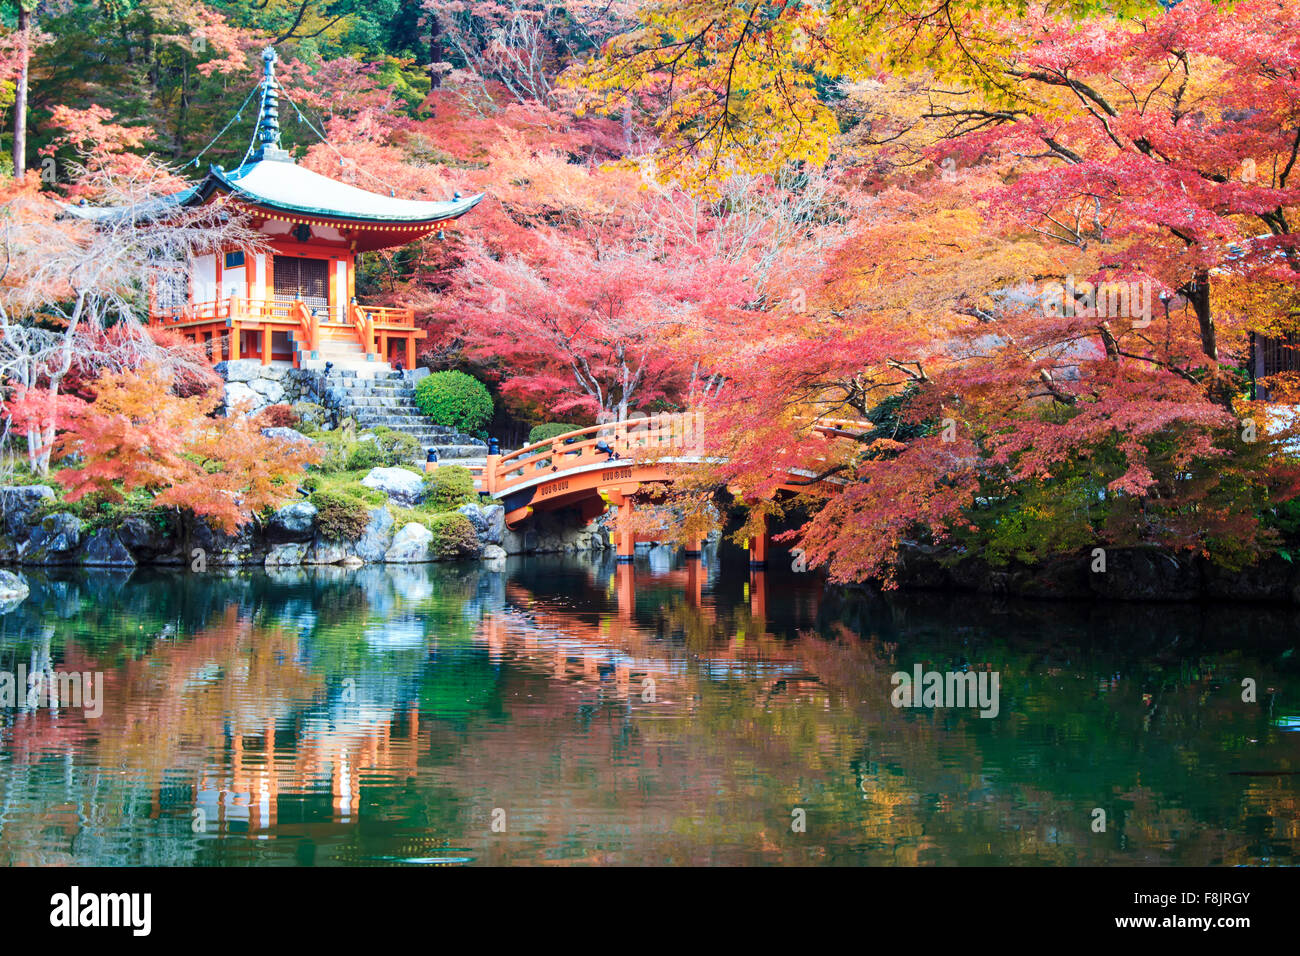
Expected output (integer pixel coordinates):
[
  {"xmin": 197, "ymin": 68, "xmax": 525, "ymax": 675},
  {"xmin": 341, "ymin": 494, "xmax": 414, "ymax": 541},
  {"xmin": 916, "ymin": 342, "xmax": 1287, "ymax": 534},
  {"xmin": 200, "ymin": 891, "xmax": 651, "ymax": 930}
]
[
  {"xmin": 686, "ymin": 558, "xmax": 703, "ymax": 607},
  {"xmin": 614, "ymin": 496, "xmax": 635, "ymax": 563},
  {"xmin": 684, "ymin": 537, "xmax": 704, "ymax": 558},
  {"xmin": 748, "ymin": 513, "xmax": 769, "ymax": 569}
]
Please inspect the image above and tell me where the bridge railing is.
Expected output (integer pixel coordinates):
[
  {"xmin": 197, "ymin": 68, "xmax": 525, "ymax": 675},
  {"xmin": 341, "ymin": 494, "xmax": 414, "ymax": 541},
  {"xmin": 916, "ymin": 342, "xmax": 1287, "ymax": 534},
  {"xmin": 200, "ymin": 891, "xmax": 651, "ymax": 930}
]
[{"xmin": 487, "ymin": 412, "xmax": 702, "ymax": 496}]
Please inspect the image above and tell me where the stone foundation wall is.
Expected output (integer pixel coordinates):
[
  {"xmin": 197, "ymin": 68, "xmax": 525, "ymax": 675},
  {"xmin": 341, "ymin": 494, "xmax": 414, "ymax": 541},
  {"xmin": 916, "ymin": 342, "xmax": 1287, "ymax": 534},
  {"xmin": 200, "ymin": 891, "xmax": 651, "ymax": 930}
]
[
  {"xmin": 216, "ymin": 360, "xmax": 328, "ymax": 415},
  {"xmin": 0, "ymin": 485, "xmax": 610, "ymax": 569}
]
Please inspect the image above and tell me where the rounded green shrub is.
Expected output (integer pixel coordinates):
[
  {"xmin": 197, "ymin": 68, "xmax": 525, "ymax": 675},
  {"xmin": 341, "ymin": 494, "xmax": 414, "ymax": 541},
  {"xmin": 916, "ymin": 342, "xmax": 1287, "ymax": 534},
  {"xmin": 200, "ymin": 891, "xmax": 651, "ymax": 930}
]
[
  {"xmin": 428, "ymin": 512, "xmax": 482, "ymax": 560},
  {"xmin": 372, "ymin": 427, "xmax": 424, "ymax": 466},
  {"xmin": 527, "ymin": 422, "xmax": 579, "ymax": 444},
  {"xmin": 414, "ymin": 371, "xmax": 493, "ymax": 437},
  {"xmin": 425, "ymin": 465, "xmax": 476, "ymax": 508},
  {"xmin": 310, "ymin": 490, "xmax": 371, "ymax": 541},
  {"xmin": 345, "ymin": 440, "xmax": 384, "ymax": 471}
]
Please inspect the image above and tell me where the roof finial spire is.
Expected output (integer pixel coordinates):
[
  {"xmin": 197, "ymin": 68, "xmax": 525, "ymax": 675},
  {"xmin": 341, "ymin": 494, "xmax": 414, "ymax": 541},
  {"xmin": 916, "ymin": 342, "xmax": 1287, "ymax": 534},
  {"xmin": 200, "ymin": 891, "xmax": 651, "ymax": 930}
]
[{"xmin": 251, "ymin": 46, "xmax": 291, "ymax": 163}]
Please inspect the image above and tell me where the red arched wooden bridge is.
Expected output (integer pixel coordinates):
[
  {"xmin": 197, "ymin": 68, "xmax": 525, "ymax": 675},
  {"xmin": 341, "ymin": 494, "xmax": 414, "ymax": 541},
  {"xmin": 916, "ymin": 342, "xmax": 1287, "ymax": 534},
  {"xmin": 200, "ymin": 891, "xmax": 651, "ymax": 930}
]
[{"xmin": 460, "ymin": 413, "xmax": 864, "ymax": 565}]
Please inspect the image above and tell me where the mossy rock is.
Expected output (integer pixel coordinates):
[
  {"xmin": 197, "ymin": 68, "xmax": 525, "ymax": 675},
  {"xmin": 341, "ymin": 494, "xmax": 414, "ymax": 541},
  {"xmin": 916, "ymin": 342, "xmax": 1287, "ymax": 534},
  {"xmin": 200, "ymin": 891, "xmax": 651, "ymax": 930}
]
[
  {"xmin": 309, "ymin": 490, "xmax": 372, "ymax": 541},
  {"xmin": 425, "ymin": 465, "xmax": 476, "ymax": 508},
  {"xmin": 428, "ymin": 512, "xmax": 482, "ymax": 560}
]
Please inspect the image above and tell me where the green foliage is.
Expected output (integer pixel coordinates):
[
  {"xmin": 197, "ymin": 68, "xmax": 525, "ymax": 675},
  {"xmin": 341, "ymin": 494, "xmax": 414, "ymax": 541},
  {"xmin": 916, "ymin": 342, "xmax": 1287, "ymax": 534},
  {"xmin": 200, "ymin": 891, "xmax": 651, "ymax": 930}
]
[
  {"xmin": 309, "ymin": 489, "xmax": 372, "ymax": 541},
  {"xmin": 528, "ymin": 422, "xmax": 579, "ymax": 444},
  {"xmin": 413, "ymin": 371, "xmax": 493, "ymax": 438},
  {"xmin": 372, "ymin": 427, "xmax": 423, "ymax": 466},
  {"xmin": 301, "ymin": 470, "xmax": 387, "ymax": 503},
  {"xmin": 345, "ymin": 439, "xmax": 385, "ymax": 471},
  {"xmin": 424, "ymin": 465, "xmax": 476, "ymax": 508},
  {"xmin": 31, "ymin": 487, "xmax": 165, "ymax": 534},
  {"xmin": 308, "ymin": 428, "xmax": 422, "ymax": 473},
  {"xmin": 958, "ymin": 476, "xmax": 1102, "ymax": 567},
  {"xmin": 427, "ymin": 512, "xmax": 482, "ymax": 560}
]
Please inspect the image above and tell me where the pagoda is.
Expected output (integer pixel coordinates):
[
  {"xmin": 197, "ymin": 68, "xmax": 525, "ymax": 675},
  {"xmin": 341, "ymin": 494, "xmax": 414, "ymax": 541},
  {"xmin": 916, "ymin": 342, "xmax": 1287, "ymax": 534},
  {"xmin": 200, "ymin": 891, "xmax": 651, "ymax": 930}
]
[{"xmin": 66, "ymin": 47, "xmax": 482, "ymax": 372}]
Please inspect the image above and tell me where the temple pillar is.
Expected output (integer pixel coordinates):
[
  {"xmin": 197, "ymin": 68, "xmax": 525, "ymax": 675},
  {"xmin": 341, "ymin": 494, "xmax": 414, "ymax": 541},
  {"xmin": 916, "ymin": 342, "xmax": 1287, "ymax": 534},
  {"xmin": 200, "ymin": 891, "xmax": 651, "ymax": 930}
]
[
  {"xmin": 405, "ymin": 335, "xmax": 415, "ymax": 369},
  {"xmin": 262, "ymin": 325, "xmax": 272, "ymax": 365}
]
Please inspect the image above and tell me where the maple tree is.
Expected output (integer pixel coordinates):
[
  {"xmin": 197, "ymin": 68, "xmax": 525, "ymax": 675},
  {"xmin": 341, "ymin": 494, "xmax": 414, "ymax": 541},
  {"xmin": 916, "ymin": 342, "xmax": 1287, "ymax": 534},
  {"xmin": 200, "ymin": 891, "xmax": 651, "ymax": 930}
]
[
  {"xmin": 0, "ymin": 155, "xmax": 259, "ymax": 475},
  {"xmin": 456, "ymin": 226, "xmax": 747, "ymax": 419},
  {"xmin": 7, "ymin": 0, "xmax": 1300, "ymax": 584},
  {"xmin": 45, "ymin": 364, "xmax": 318, "ymax": 533},
  {"xmin": 671, "ymin": 1, "xmax": 1300, "ymax": 582}
]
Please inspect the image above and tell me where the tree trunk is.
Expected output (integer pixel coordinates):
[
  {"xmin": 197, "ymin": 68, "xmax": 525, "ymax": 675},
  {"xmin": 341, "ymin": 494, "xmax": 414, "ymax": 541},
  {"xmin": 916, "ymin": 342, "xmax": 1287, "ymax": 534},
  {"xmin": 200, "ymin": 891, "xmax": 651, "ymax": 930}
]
[
  {"xmin": 13, "ymin": 6, "xmax": 30, "ymax": 180},
  {"xmin": 428, "ymin": 20, "xmax": 443, "ymax": 90},
  {"xmin": 1188, "ymin": 269, "xmax": 1216, "ymax": 363},
  {"xmin": 1183, "ymin": 268, "xmax": 1236, "ymax": 407}
]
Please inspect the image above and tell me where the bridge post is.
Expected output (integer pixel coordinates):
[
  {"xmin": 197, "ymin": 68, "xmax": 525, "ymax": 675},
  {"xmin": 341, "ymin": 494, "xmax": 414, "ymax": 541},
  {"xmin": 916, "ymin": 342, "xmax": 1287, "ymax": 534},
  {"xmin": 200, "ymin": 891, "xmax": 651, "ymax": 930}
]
[
  {"xmin": 686, "ymin": 558, "xmax": 702, "ymax": 607},
  {"xmin": 609, "ymin": 493, "xmax": 635, "ymax": 563},
  {"xmin": 684, "ymin": 536, "xmax": 703, "ymax": 559},
  {"xmin": 748, "ymin": 512, "xmax": 769, "ymax": 569}
]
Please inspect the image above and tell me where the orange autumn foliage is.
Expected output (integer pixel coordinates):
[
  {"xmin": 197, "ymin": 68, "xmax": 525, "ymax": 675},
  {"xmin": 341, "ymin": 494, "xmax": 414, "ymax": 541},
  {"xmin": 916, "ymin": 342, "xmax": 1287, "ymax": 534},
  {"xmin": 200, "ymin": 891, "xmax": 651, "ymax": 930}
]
[{"xmin": 51, "ymin": 365, "xmax": 319, "ymax": 533}]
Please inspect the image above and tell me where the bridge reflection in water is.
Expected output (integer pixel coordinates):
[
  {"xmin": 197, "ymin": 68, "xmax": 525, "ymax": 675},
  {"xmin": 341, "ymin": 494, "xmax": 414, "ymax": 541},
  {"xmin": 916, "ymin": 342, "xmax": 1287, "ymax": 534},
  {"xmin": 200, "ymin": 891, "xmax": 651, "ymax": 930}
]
[{"xmin": 2, "ymin": 555, "xmax": 1298, "ymax": 865}]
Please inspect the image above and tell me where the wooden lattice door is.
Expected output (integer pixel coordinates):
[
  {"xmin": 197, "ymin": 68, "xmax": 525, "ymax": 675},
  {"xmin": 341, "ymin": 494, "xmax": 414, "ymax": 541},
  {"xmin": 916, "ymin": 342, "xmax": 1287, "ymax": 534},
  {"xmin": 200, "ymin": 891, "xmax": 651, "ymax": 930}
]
[{"xmin": 272, "ymin": 255, "xmax": 330, "ymax": 312}]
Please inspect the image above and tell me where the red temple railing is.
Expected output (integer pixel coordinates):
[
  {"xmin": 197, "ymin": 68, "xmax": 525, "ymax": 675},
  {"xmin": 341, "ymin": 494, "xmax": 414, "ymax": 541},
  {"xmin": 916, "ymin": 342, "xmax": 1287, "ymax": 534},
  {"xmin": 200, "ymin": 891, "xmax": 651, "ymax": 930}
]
[{"xmin": 151, "ymin": 297, "xmax": 423, "ymax": 368}]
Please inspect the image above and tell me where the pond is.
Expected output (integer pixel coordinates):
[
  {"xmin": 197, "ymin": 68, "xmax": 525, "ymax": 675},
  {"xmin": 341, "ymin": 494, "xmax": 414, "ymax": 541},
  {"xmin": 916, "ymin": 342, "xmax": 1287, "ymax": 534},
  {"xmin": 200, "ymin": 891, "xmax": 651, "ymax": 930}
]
[{"xmin": 0, "ymin": 544, "xmax": 1298, "ymax": 866}]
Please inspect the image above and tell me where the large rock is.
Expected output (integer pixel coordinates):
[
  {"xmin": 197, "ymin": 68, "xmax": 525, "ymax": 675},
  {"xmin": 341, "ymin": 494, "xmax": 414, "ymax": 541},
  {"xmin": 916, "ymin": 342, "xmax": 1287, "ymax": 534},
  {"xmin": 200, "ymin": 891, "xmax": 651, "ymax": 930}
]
[
  {"xmin": 456, "ymin": 504, "xmax": 488, "ymax": 536},
  {"xmin": 265, "ymin": 542, "xmax": 308, "ymax": 566},
  {"xmin": 351, "ymin": 507, "xmax": 395, "ymax": 563},
  {"xmin": 250, "ymin": 378, "xmax": 285, "ymax": 403},
  {"xmin": 480, "ymin": 504, "xmax": 506, "ymax": 546},
  {"xmin": 268, "ymin": 501, "xmax": 318, "ymax": 543},
  {"xmin": 119, "ymin": 514, "xmax": 184, "ymax": 563},
  {"xmin": 187, "ymin": 517, "xmax": 256, "ymax": 566},
  {"xmin": 482, "ymin": 544, "xmax": 507, "ymax": 560},
  {"xmin": 1205, "ymin": 555, "xmax": 1296, "ymax": 603},
  {"xmin": 24, "ymin": 513, "xmax": 83, "ymax": 564},
  {"xmin": 457, "ymin": 503, "xmax": 505, "ymax": 546},
  {"xmin": 81, "ymin": 528, "xmax": 136, "ymax": 567},
  {"xmin": 384, "ymin": 522, "xmax": 433, "ymax": 563},
  {"xmin": 1, "ymin": 485, "xmax": 55, "ymax": 540},
  {"xmin": 304, "ymin": 535, "xmax": 350, "ymax": 564},
  {"xmin": 361, "ymin": 467, "xmax": 426, "ymax": 506},
  {"xmin": 223, "ymin": 381, "xmax": 260, "ymax": 412}
]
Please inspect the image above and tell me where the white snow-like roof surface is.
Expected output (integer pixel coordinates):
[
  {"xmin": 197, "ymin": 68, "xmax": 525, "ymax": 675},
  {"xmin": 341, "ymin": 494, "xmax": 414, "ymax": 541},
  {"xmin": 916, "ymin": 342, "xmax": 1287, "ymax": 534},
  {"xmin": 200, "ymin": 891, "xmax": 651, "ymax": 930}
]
[{"xmin": 216, "ymin": 159, "xmax": 483, "ymax": 222}]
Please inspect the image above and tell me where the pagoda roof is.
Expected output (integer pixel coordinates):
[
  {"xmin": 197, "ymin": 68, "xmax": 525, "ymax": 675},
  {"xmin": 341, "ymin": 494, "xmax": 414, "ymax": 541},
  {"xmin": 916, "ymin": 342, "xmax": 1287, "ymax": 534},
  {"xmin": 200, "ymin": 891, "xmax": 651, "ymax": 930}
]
[
  {"xmin": 211, "ymin": 159, "xmax": 483, "ymax": 224},
  {"xmin": 63, "ymin": 46, "xmax": 481, "ymax": 234},
  {"xmin": 62, "ymin": 158, "xmax": 483, "ymax": 228}
]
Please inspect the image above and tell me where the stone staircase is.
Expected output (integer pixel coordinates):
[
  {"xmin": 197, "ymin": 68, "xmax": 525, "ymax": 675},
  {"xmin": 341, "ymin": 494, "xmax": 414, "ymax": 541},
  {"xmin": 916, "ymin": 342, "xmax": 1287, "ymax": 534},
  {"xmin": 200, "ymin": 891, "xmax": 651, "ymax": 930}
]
[
  {"xmin": 323, "ymin": 370, "xmax": 488, "ymax": 464},
  {"xmin": 297, "ymin": 335, "xmax": 391, "ymax": 374}
]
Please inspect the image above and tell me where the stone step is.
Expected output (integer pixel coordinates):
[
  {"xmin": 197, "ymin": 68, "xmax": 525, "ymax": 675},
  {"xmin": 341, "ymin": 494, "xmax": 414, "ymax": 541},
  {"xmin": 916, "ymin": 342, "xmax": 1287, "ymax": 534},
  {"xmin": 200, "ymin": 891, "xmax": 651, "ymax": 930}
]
[
  {"xmin": 341, "ymin": 396, "xmax": 419, "ymax": 408},
  {"xmin": 352, "ymin": 411, "xmax": 435, "ymax": 423},
  {"xmin": 329, "ymin": 387, "xmax": 411, "ymax": 398},
  {"xmin": 428, "ymin": 443, "xmax": 489, "ymax": 458},
  {"xmin": 302, "ymin": 359, "xmax": 392, "ymax": 376}
]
